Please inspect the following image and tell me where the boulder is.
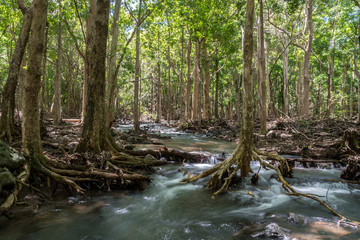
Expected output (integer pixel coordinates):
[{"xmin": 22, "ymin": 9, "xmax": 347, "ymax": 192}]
[
  {"xmin": 252, "ymin": 223, "xmax": 290, "ymax": 239},
  {"xmin": 287, "ymin": 212, "xmax": 307, "ymax": 225},
  {"xmin": 144, "ymin": 154, "xmax": 158, "ymax": 161},
  {"xmin": 0, "ymin": 141, "xmax": 26, "ymax": 170},
  {"xmin": 0, "ymin": 168, "xmax": 16, "ymax": 193}
]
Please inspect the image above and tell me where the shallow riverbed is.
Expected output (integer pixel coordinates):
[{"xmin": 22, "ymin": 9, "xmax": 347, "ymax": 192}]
[{"xmin": 0, "ymin": 123, "xmax": 359, "ymax": 240}]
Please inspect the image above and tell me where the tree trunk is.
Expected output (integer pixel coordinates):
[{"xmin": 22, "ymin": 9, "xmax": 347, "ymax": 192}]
[
  {"xmin": 258, "ymin": 0, "xmax": 267, "ymax": 133},
  {"xmin": 214, "ymin": 51, "xmax": 219, "ymax": 119},
  {"xmin": 76, "ymin": 0, "xmax": 112, "ymax": 152},
  {"xmin": 40, "ymin": 21, "xmax": 48, "ymax": 112},
  {"xmin": 283, "ymin": 14, "xmax": 289, "ymax": 117},
  {"xmin": 0, "ymin": 0, "xmax": 33, "ymax": 141},
  {"xmin": 185, "ymin": 36, "xmax": 192, "ymax": 120},
  {"xmin": 192, "ymin": 41, "xmax": 200, "ymax": 120},
  {"xmin": 302, "ymin": 0, "xmax": 313, "ymax": 117},
  {"xmin": 106, "ymin": 0, "xmax": 121, "ymax": 127},
  {"xmin": 156, "ymin": 60, "xmax": 162, "ymax": 123},
  {"xmin": 22, "ymin": 0, "xmax": 47, "ymax": 158},
  {"xmin": 53, "ymin": 0, "xmax": 62, "ymax": 125},
  {"xmin": 179, "ymin": 27, "xmax": 185, "ymax": 122},
  {"xmin": 202, "ymin": 38, "xmax": 211, "ymax": 120},
  {"xmin": 167, "ymin": 33, "xmax": 171, "ymax": 125},
  {"xmin": 296, "ymin": 60, "xmax": 302, "ymax": 116},
  {"xmin": 133, "ymin": 0, "xmax": 142, "ymax": 133},
  {"xmin": 81, "ymin": 0, "xmax": 95, "ymax": 122}
]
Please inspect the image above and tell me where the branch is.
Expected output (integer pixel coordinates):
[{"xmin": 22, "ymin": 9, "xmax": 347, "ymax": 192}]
[
  {"xmin": 354, "ymin": 55, "xmax": 360, "ymax": 79},
  {"xmin": 139, "ymin": 0, "xmax": 164, "ymax": 25},
  {"xmin": 73, "ymin": 0, "xmax": 86, "ymax": 41},
  {"xmin": 210, "ymin": 58, "xmax": 227, "ymax": 80},
  {"xmin": 17, "ymin": 0, "xmax": 29, "ymax": 15},
  {"xmin": 124, "ymin": 0, "xmax": 137, "ymax": 23},
  {"xmin": 268, "ymin": 40, "xmax": 292, "ymax": 78},
  {"xmin": 353, "ymin": 0, "xmax": 360, "ymax": 8},
  {"xmin": 63, "ymin": 18, "xmax": 85, "ymax": 60}
]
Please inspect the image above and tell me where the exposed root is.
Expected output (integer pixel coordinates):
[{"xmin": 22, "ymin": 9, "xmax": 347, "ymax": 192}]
[
  {"xmin": 181, "ymin": 146, "xmax": 360, "ymax": 227},
  {"xmin": 254, "ymin": 150, "xmax": 360, "ymax": 228},
  {"xmin": 0, "ymin": 164, "xmax": 30, "ymax": 214}
]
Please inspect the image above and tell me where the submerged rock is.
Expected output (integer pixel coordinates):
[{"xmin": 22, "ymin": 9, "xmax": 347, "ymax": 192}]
[
  {"xmin": 0, "ymin": 141, "xmax": 26, "ymax": 170},
  {"xmin": 287, "ymin": 212, "xmax": 307, "ymax": 225},
  {"xmin": 252, "ymin": 223, "xmax": 291, "ymax": 239},
  {"xmin": 144, "ymin": 154, "xmax": 158, "ymax": 161},
  {"xmin": 340, "ymin": 156, "xmax": 360, "ymax": 181}
]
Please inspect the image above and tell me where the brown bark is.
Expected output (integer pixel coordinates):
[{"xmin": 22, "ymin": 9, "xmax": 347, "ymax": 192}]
[
  {"xmin": 283, "ymin": 14, "xmax": 289, "ymax": 117},
  {"xmin": 202, "ymin": 38, "xmax": 211, "ymax": 120},
  {"xmin": 133, "ymin": 0, "xmax": 142, "ymax": 133},
  {"xmin": 185, "ymin": 35, "xmax": 192, "ymax": 120},
  {"xmin": 296, "ymin": 60, "xmax": 302, "ymax": 116},
  {"xmin": 192, "ymin": 41, "xmax": 201, "ymax": 120},
  {"xmin": 258, "ymin": 0, "xmax": 267, "ymax": 133},
  {"xmin": 81, "ymin": 0, "xmax": 95, "ymax": 122},
  {"xmin": 302, "ymin": 0, "xmax": 313, "ymax": 117},
  {"xmin": 106, "ymin": 0, "xmax": 122, "ymax": 127},
  {"xmin": 53, "ymin": 0, "xmax": 62, "ymax": 125},
  {"xmin": 214, "ymin": 53, "xmax": 220, "ymax": 119},
  {"xmin": 0, "ymin": 0, "xmax": 33, "ymax": 141},
  {"xmin": 22, "ymin": 0, "xmax": 47, "ymax": 157},
  {"xmin": 76, "ymin": 0, "xmax": 111, "ymax": 152}
]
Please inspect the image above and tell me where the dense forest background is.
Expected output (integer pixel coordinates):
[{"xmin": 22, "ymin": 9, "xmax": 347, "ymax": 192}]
[{"xmin": 1, "ymin": 0, "xmax": 360, "ymax": 129}]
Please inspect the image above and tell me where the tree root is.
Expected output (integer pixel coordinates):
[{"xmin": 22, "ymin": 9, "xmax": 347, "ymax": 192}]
[
  {"xmin": 0, "ymin": 164, "xmax": 30, "ymax": 214},
  {"xmin": 181, "ymin": 147, "xmax": 360, "ymax": 228},
  {"xmin": 254, "ymin": 150, "xmax": 360, "ymax": 228}
]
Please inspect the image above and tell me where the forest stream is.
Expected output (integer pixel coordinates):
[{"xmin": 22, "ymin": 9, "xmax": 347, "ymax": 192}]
[{"xmin": 0, "ymin": 123, "xmax": 360, "ymax": 240}]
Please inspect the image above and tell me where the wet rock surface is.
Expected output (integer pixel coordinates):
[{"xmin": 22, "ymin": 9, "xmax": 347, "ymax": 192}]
[{"xmin": 0, "ymin": 141, "xmax": 25, "ymax": 170}]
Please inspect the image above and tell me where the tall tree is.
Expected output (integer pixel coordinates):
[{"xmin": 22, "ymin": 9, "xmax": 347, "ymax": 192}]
[
  {"xmin": 133, "ymin": 0, "xmax": 142, "ymax": 133},
  {"xmin": 106, "ymin": 0, "xmax": 122, "ymax": 127},
  {"xmin": 75, "ymin": 0, "xmax": 115, "ymax": 152},
  {"xmin": 53, "ymin": 0, "xmax": 62, "ymax": 125},
  {"xmin": 22, "ymin": 0, "xmax": 83, "ymax": 192},
  {"xmin": 182, "ymin": 0, "xmax": 255, "ymax": 194},
  {"xmin": 302, "ymin": 0, "xmax": 313, "ymax": 117},
  {"xmin": 258, "ymin": 0, "xmax": 267, "ymax": 133},
  {"xmin": 0, "ymin": 0, "xmax": 33, "ymax": 141}
]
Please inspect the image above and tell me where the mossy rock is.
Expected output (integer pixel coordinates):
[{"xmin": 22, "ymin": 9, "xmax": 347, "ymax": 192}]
[
  {"xmin": 0, "ymin": 168, "xmax": 16, "ymax": 193},
  {"xmin": 0, "ymin": 141, "xmax": 26, "ymax": 170}
]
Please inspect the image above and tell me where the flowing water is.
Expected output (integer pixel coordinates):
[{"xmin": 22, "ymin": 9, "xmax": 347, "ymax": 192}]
[{"xmin": 0, "ymin": 123, "xmax": 359, "ymax": 240}]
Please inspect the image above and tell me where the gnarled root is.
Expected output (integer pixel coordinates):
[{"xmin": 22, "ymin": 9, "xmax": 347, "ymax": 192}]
[
  {"xmin": 254, "ymin": 150, "xmax": 360, "ymax": 228},
  {"xmin": 0, "ymin": 164, "xmax": 30, "ymax": 215}
]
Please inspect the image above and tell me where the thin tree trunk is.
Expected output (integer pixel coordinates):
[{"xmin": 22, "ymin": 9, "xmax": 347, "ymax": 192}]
[
  {"xmin": 214, "ymin": 53, "xmax": 219, "ymax": 119},
  {"xmin": 202, "ymin": 38, "xmax": 211, "ymax": 120},
  {"xmin": 133, "ymin": 0, "xmax": 142, "ymax": 133},
  {"xmin": 167, "ymin": 32, "xmax": 171, "ymax": 125},
  {"xmin": 106, "ymin": 0, "xmax": 121, "ymax": 127},
  {"xmin": 302, "ymin": 0, "xmax": 313, "ymax": 117},
  {"xmin": 40, "ymin": 21, "xmax": 48, "ymax": 112},
  {"xmin": 283, "ymin": 13, "xmax": 289, "ymax": 117},
  {"xmin": 53, "ymin": 0, "xmax": 62, "ymax": 125},
  {"xmin": 179, "ymin": 27, "xmax": 185, "ymax": 122},
  {"xmin": 296, "ymin": 60, "xmax": 302, "ymax": 116},
  {"xmin": 185, "ymin": 35, "xmax": 192, "ymax": 120},
  {"xmin": 192, "ymin": 41, "xmax": 200, "ymax": 120},
  {"xmin": 258, "ymin": 0, "xmax": 267, "ymax": 133}
]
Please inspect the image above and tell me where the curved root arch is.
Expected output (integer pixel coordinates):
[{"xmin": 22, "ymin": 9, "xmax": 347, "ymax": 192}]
[{"xmin": 181, "ymin": 148, "xmax": 360, "ymax": 228}]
